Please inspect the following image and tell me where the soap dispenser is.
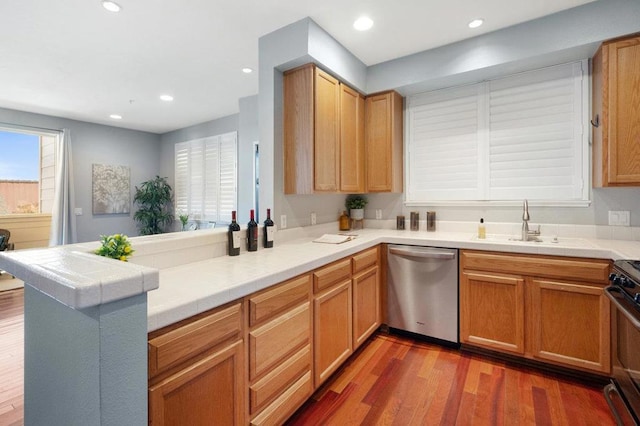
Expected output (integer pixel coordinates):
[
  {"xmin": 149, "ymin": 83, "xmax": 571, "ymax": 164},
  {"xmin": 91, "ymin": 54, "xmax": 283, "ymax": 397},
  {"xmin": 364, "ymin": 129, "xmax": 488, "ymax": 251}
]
[{"xmin": 478, "ymin": 218, "xmax": 486, "ymax": 239}]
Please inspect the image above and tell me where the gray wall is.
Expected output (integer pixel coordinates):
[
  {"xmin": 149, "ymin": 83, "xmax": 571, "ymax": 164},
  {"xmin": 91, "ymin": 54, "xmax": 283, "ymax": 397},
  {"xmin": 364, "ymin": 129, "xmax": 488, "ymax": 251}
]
[
  {"xmin": 259, "ymin": 0, "xmax": 640, "ymax": 229},
  {"xmin": 0, "ymin": 107, "xmax": 161, "ymax": 242}
]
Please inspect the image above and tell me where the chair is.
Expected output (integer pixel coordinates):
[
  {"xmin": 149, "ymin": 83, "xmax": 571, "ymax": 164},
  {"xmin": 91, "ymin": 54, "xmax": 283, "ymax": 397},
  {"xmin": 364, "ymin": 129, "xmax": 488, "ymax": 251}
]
[
  {"xmin": 0, "ymin": 229, "xmax": 15, "ymax": 277},
  {"xmin": 0, "ymin": 229, "xmax": 13, "ymax": 251}
]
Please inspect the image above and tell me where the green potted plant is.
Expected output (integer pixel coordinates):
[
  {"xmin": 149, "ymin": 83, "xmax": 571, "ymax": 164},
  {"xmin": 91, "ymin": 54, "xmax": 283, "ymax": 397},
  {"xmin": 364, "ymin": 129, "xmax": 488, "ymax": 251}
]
[
  {"xmin": 345, "ymin": 194, "xmax": 368, "ymax": 220},
  {"xmin": 133, "ymin": 176, "xmax": 174, "ymax": 235},
  {"xmin": 94, "ymin": 234, "xmax": 134, "ymax": 262},
  {"xmin": 178, "ymin": 211, "xmax": 189, "ymax": 231}
]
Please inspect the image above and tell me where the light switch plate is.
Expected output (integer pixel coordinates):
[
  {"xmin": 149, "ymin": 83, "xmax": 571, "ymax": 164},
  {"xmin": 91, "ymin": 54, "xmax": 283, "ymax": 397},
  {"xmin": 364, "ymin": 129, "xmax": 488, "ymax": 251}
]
[
  {"xmin": 280, "ymin": 215, "xmax": 287, "ymax": 229},
  {"xmin": 74, "ymin": 208, "xmax": 83, "ymax": 216}
]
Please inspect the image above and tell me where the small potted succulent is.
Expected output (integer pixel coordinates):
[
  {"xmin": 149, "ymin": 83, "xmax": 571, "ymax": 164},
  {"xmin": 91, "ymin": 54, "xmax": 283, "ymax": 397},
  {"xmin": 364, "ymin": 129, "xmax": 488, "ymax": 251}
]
[{"xmin": 345, "ymin": 194, "xmax": 368, "ymax": 220}]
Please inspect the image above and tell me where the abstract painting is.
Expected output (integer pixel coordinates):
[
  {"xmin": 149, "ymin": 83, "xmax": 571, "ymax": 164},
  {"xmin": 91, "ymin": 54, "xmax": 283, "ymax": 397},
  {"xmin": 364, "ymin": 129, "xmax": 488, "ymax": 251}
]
[{"xmin": 92, "ymin": 164, "xmax": 131, "ymax": 214}]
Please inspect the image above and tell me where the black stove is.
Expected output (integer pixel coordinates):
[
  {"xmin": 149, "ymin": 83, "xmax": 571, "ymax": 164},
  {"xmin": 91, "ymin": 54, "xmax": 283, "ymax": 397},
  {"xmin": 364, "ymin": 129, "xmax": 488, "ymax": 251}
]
[{"xmin": 609, "ymin": 260, "xmax": 640, "ymax": 308}]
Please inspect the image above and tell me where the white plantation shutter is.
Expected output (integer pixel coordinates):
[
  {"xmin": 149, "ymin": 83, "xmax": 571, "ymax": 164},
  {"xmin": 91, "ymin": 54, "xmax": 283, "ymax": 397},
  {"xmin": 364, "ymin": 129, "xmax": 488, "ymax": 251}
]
[
  {"xmin": 174, "ymin": 132, "xmax": 237, "ymax": 223},
  {"xmin": 406, "ymin": 60, "xmax": 587, "ymax": 204},
  {"xmin": 407, "ymin": 85, "xmax": 483, "ymax": 201}
]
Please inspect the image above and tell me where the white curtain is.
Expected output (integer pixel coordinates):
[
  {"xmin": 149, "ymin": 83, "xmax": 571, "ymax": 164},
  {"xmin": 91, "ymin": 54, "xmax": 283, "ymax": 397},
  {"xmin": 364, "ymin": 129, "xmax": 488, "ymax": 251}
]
[{"xmin": 49, "ymin": 129, "xmax": 77, "ymax": 246}]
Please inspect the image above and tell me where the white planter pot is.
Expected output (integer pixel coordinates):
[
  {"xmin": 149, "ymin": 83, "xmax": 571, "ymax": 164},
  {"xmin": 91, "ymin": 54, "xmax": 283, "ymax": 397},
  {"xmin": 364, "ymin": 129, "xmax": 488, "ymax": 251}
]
[{"xmin": 350, "ymin": 208, "xmax": 364, "ymax": 220}]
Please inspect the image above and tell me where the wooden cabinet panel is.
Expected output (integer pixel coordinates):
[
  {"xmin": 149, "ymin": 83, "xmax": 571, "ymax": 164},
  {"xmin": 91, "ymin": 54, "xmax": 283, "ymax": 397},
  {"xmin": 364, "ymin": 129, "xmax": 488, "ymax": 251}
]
[
  {"xmin": 249, "ymin": 345, "xmax": 311, "ymax": 415},
  {"xmin": 248, "ymin": 274, "xmax": 310, "ymax": 327},
  {"xmin": 313, "ymin": 258, "xmax": 352, "ymax": 293},
  {"xmin": 149, "ymin": 340, "xmax": 244, "ymax": 426},
  {"xmin": 460, "ymin": 272, "xmax": 525, "ymax": 355},
  {"xmin": 148, "ymin": 302, "xmax": 242, "ymax": 378},
  {"xmin": 365, "ymin": 91, "xmax": 403, "ymax": 192},
  {"xmin": 313, "ymin": 67, "xmax": 340, "ymax": 192},
  {"xmin": 340, "ymin": 83, "xmax": 365, "ymax": 192},
  {"xmin": 353, "ymin": 266, "xmax": 380, "ymax": 349},
  {"xmin": 250, "ymin": 372, "xmax": 313, "ymax": 426},
  {"xmin": 283, "ymin": 64, "xmax": 314, "ymax": 194},
  {"xmin": 352, "ymin": 246, "xmax": 378, "ymax": 274},
  {"xmin": 593, "ymin": 35, "xmax": 640, "ymax": 186},
  {"xmin": 461, "ymin": 250, "xmax": 610, "ymax": 284},
  {"xmin": 529, "ymin": 279, "xmax": 610, "ymax": 373},
  {"xmin": 314, "ymin": 280, "xmax": 353, "ymax": 386},
  {"xmin": 249, "ymin": 302, "xmax": 310, "ymax": 381}
]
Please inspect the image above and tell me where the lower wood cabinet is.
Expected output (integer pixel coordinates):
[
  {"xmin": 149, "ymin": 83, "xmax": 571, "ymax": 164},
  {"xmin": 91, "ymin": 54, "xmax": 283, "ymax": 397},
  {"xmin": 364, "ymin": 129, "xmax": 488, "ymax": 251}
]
[
  {"xmin": 148, "ymin": 246, "xmax": 383, "ymax": 425},
  {"xmin": 246, "ymin": 274, "xmax": 312, "ymax": 425},
  {"xmin": 148, "ymin": 302, "xmax": 245, "ymax": 426},
  {"xmin": 460, "ymin": 250, "xmax": 611, "ymax": 374},
  {"xmin": 460, "ymin": 271, "xmax": 525, "ymax": 355}
]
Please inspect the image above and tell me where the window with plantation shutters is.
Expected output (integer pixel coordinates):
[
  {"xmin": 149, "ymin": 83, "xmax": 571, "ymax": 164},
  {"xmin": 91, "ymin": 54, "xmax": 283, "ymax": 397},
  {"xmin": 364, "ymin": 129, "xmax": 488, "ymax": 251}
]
[
  {"xmin": 406, "ymin": 60, "xmax": 588, "ymax": 205},
  {"xmin": 174, "ymin": 131, "xmax": 237, "ymax": 224}
]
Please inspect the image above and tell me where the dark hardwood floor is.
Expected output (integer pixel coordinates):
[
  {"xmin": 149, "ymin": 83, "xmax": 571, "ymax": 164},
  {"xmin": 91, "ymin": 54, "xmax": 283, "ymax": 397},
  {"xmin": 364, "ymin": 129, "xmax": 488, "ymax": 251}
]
[
  {"xmin": 287, "ymin": 333, "xmax": 616, "ymax": 425},
  {"xmin": 0, "ymin": 288, "xmax": 616, "ymax": 425}
]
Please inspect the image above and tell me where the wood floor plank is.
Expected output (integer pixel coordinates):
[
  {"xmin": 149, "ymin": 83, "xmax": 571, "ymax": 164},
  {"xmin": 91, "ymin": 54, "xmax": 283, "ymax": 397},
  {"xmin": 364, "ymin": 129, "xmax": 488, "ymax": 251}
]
[{"xmin": 0, "ymin": 289, "xmax": 23, "ymax": 426}]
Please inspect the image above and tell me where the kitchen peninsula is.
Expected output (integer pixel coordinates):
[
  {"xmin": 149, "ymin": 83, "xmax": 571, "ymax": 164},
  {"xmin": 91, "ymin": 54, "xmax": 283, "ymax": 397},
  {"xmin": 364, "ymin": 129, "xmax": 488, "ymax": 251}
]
[{"xmin": 2, "ymin": 222, "xmax": 639, "ymax": 424}]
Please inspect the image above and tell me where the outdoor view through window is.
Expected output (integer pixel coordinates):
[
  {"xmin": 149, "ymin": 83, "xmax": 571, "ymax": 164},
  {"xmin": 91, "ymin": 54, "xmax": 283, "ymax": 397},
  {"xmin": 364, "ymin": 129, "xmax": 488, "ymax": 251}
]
[{"xmin": 0, "ymin": 129, "xmax": 56, "ymax": 215}]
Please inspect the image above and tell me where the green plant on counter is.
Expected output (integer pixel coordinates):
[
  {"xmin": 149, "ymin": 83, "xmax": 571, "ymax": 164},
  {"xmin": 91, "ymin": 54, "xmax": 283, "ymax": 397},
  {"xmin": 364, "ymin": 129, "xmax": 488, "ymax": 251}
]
[
  {"xmin": 178, "ymin": 211, "xmax": 189, "ymax": 231},
  {"xmin": 345, "ymin": 194, "xmax": 368, "ymax": 210},
  {"xmin": 133, "ymin": 176, "xmax": 174, "ymax": 235},
  {"xmin": 95, "ymin": 234, "xmax": 134, "ymax": 262}
]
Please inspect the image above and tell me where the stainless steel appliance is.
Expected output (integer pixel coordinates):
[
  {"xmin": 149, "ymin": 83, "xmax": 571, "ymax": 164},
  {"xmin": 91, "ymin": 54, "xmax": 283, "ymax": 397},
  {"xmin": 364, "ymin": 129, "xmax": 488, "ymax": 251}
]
[
  {"xmin": 605, "ymin": 260, "xmax": 640, "ymax": 425},
  {"xmin": 387, "ymin": 245, "xmax": 458, "ymax": 344}
]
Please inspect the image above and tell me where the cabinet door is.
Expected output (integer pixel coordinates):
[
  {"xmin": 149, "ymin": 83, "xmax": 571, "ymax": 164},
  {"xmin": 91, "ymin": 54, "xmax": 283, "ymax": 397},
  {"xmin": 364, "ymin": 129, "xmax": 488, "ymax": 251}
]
[
  {"xmin": 340, "ymin": 83, "xmax": 365, "ymax": 193},
  {"xmin": 314, "ymin": 280, "xmax": 353, "ymax": 386},
  {"xmin": 460, "ymin": 272, "xmax": 525, "ymax": 355},
  {"xmin": 353, "ymin": 266, "xmax": 380, "ymax": 349},
  {"xmin": 149, "ymin": 340, "xmax": 244, "ymax": 426},
  {"xmin": 365, "ymin": 91, "xmax": 403, "ymax": 192},
  {"xmin": 314, "ymin": 67, "xmax": 340, "ymax": 192},
  {"xmin": 529, "ymin": 279, "xmax": 610, "ymax": 373},
  {"xmin": 607, "ymin": 36, "xmax": 640, "ymax": 184}
]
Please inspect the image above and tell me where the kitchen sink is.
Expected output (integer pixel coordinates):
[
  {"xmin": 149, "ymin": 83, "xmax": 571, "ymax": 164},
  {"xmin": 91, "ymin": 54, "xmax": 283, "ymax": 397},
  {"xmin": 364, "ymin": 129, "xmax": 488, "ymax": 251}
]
[{"xmin": 470, "ymin": 234, "xmax": 596, "ymax": 248}]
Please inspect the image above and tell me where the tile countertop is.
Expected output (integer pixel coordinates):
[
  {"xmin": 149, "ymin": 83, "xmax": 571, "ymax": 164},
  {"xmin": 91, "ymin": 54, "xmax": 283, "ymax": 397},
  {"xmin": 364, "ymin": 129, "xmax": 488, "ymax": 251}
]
[{"xmin": 147, "ymin": 229, "xmax": 640, "ymax": 332}]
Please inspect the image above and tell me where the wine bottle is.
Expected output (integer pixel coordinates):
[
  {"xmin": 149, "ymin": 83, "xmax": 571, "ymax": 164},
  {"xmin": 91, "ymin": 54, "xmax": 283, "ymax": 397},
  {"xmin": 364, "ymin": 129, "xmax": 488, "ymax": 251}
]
[
  {"xmin": 228, "ymin": 211, "xmax": 241, "ymax": 256},
  {"xmin": 263, "ymin": 208, "xmax": 274, "ymax": 248},
  {"xmin": 247, "ymin": 209, "xmax": 258, "ymax": 252}
]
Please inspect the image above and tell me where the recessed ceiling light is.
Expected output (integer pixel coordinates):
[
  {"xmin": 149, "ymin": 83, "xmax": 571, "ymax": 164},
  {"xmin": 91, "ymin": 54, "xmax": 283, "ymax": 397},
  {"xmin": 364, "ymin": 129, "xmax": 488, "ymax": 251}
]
[
  {"xmin": 468, "ymin": 18, "xmax": 484, "ymax": 29},
  {"xmin": 101, "ymin": 1, "xmax": 121, "ymax": 12},
  {"xmin": 110, "ymin": 114, "xmax": 122, "ymax": 120},
  {"xmin": 353, "ymin": 16, "xmax": 373, "ymax": 31},
  {"xmin": 160, "ymin": 94, "xmax": 174, "ymax": 102},
  {"xmin": 242, "ymin": 68, "xmax": 253, "ymax": 74}
]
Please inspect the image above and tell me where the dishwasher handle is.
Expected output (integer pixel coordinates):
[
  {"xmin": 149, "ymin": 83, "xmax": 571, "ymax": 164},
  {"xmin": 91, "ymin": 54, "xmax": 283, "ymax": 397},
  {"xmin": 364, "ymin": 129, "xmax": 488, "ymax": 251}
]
[{"xmin": 389, "ymin": 246, "xmax": 456, "ymax": 261}]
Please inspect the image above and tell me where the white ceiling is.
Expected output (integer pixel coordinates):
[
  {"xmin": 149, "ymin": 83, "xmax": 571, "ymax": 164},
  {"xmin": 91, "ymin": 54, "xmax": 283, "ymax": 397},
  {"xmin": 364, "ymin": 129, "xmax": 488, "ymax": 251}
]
[{"xmin": 0, "ymin": 0, "xmax": 595, "ymax": 134}]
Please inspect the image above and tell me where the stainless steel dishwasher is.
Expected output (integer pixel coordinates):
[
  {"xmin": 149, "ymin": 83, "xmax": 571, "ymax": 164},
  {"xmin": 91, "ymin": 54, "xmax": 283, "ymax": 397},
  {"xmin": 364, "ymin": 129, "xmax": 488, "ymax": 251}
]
[{"xmin": 387, "ymin": 245, "xmax": 459, "ymax": 344}]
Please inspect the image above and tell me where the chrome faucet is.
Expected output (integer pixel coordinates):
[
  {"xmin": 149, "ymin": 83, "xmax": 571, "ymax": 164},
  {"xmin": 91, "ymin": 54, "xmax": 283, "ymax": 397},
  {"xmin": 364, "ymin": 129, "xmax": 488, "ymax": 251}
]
[{"xmin": 521, "ymin": 199, "xmax": 541, "ymax": 241}]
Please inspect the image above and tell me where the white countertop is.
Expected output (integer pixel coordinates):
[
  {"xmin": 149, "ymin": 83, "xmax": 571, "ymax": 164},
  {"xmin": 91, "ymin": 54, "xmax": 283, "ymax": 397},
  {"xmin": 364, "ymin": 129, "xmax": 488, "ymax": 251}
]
[{"xmin": 147, "ymin": 228, "xmax": 640, "ymax": 332}]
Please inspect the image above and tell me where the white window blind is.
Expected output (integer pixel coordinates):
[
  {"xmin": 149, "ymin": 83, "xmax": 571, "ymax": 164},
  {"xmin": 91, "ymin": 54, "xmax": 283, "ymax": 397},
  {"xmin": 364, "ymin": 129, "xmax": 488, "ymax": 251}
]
[
  {"xmin": 174, "ymin": 131, "xmax": 237, "ymax": 223},
  {"xmin": 407, "ymin": 61, "xmax": 588, "ymax": 205}
]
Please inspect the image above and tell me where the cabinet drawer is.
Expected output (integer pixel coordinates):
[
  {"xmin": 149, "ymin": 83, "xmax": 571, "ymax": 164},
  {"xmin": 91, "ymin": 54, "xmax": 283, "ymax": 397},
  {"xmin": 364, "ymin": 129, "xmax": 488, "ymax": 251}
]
[
  {"xmin": 251, "ymin": 371, "xmax": 312, "ymax": 426},
  {"xmin": 148, "ymin": 302, "xmax": 242, "ymax": 377},
  {"xmin": 249, "ymin": 345, "xmax": 311, "ymax": 415},
  {"xmin": 314, "ymin": 258, "xmax": 351, "ymax": 293},
  {"xmin": 249, "ymin": 302, "xmax": 310, "ymax": 380},
  {"xmin": 461, "ymin": 250, "xmax": 610, "ymax": 284},
  {"xmin": 352, "ymin": 247, "xmax": 378, "ymax": 274},
  {"xmin": 248, "ymin": 274, "xmax": 310, "ymax": 327}
]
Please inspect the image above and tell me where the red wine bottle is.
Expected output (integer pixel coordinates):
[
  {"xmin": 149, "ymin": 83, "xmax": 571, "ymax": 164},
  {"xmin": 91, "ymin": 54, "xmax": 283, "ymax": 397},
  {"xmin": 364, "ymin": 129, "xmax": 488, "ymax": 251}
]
[
  {"xmin": 247, "ymin": 209, "xmax": 258, "ymax": 252},
  {"xmin": 228, "ymin": 211, "xmax": 240, "ymax": 256},
  {"xmin": 263, "ymin": 208, "xmax": 274, "ymax": 248}
]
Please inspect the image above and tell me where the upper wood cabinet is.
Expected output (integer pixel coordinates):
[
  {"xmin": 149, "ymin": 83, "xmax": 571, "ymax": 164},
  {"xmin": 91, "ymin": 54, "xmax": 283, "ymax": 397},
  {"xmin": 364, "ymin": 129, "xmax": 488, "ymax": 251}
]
[
  {"xmin": 284, "ymin": 64, "xmax": 364, "ymax": 194},
  {"xmin": 365, "ymin": 91, "xmax": 403, "ymax": 192},
  {"xmin": 592, "ymin": 34, "xmax": 640, "ymax": 187}
]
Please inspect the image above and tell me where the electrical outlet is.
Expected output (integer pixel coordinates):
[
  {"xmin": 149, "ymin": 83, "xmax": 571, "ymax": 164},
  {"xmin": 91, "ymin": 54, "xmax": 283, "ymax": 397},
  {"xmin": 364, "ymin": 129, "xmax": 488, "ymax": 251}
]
[
  {"xmin": 375, "ymin": 209, "xmax": 382, "ymax": 220},
  {"xmin": 280, "ymin": 215, "xmax": 287, "ymax": 229},
  {"xmin": 311, "ymin": 212, "xmax": 317, "ymax": 225},
  {"xmin": 609, "ymin": 210, "xmax": 631, "ymax": 226}
]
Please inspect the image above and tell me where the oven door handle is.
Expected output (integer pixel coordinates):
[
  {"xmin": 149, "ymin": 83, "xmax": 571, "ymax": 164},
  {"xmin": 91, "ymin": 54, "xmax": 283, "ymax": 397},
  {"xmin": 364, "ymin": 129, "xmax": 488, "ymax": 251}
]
[{"xmin": 606, "ymin": 289, "xmax": 640, "ymax": 329}]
